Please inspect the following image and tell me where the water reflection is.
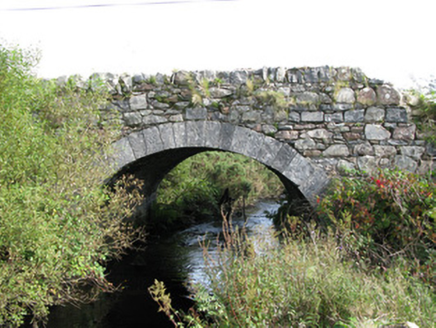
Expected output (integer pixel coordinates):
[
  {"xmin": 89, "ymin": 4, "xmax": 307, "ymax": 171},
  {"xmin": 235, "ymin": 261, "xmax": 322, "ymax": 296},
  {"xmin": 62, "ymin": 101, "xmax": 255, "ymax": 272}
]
[{"xmin": 179, "ymin": 200, "xmax": 280, "ymax": 288}]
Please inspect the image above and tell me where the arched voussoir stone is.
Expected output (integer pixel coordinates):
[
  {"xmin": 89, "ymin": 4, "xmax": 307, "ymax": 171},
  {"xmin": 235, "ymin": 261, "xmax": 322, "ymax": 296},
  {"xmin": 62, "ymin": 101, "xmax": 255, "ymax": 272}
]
[{"xmin": 108, "ymin": 121, "xmax": 331, "ymax": 206}]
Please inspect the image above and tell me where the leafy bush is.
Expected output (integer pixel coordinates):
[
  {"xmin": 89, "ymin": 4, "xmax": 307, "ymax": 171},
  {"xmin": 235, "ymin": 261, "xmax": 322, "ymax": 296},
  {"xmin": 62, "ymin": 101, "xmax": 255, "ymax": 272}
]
[
  {"xmin": 317, "ymin": 169, "xmax": 436, "ymax": 284},
  {"xmin": 149, "ymin": 168, "xmax": 436, "ymax": 327},
  {"xmin": 153, "ymin": 152, "xmax": 283, "ymax": 230},
  {"xmin": 0, "ymin": 45, "xmax": 144, "ymax": 326}
]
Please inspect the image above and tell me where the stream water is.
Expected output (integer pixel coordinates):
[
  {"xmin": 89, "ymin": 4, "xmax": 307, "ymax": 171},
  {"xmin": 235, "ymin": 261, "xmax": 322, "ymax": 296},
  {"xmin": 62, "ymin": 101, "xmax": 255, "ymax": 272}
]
[{"xmin": 46, "ymin": 200, "xmax": 279, "ymax": 328}]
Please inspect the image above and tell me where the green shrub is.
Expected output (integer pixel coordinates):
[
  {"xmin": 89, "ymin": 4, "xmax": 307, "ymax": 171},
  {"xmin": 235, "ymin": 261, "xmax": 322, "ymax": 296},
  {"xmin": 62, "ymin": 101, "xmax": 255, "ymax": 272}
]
[
  {"xmin": 0, "ymin": 45, "xmax": 144, "ymax": 327},
  {"xmin": 153, "ymin": 152, "xmax": 283, "ymax": 230},
  {"xmin": 317, "ymin": 169, "xmax": 436, "ymax": 284},
  {"xmin": 149, "ymin": 168, "xmax": 436, "ymax": 327},
  {"xmin": 151, "ymin": 227, "xmax": 436, "ymax": 327}
]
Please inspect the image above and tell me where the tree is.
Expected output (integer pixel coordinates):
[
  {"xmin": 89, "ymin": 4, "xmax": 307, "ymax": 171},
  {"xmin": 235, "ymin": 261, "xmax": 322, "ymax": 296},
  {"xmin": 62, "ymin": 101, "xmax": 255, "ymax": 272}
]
[{"xmin": 0, "ymin": 45, "xmax": 144, "ymax": 327}]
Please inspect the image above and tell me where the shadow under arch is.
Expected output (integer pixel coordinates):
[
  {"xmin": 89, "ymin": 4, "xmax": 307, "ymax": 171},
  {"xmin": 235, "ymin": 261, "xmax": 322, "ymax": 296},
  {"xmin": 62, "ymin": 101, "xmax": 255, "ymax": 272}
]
[{"xmin": 107, "ymin": 121, "xmax": 330, "ymax": 217}]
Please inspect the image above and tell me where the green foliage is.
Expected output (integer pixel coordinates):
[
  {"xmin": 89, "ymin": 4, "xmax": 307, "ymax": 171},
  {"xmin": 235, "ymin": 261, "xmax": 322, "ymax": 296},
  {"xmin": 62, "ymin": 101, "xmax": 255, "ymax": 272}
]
[
  {"xmin": 412, "ymin": 89, "xmax": 436, "ymax": 143},
  {"xmin": 199, "ymin": 230, "xmax": 435, "ymax": 327},
  {"xmin": 0, "ymin": 45, "xmax": 144, "ymax": 326},
  {"xmin": 152, "ymin": 227, "xmax": 435, "ymax": 327},
  {"xmin": 150, "ymin": 168, "xmax": 436, "ymax": 327},
  {"xmin": 153, "ymin": 152, "xmax": 283, "ymax": 231},
  {"xmin": 317, "ymin": 169, "xmax": 436, "ymax": 284}
]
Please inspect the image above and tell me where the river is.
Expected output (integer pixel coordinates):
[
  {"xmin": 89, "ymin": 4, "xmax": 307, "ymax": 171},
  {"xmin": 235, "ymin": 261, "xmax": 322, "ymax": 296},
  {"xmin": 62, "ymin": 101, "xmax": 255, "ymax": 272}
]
[{"xmin": 46, "ymin": 200, "xmax": 279, "ymax": 328}]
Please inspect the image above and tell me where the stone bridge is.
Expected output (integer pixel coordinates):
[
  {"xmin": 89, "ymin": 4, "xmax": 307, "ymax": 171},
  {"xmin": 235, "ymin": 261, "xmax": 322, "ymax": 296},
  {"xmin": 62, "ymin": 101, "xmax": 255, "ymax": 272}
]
[{"xmin": 70, "ymin": 66, "xmax": 434, "ymax": 208}]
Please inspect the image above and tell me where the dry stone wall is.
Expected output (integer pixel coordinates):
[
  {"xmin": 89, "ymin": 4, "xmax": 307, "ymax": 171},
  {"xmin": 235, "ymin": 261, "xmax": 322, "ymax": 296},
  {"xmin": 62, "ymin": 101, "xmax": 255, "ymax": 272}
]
[{"xmin": 76, "ymin": 66, "xmax": 434, "ymax": 176}]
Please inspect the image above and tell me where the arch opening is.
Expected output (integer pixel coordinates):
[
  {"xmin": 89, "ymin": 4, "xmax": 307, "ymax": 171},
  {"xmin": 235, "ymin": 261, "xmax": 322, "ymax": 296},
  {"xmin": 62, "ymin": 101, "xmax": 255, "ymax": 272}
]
[{"xmin": 107, "ymin": 121, "xmax": 330, "ymax": 222}]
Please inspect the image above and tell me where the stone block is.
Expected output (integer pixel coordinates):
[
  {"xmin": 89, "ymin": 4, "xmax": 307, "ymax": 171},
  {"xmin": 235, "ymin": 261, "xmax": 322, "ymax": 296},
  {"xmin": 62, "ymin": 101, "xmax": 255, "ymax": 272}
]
[
  {"xmin": 151, "ymin": 100, "xmax": 170, "ymax": 110},
  {"xmin": 320, "ymin": 104, "xmax": 333, "ymax": 111},
  {"xmin": 219, "ymin": 123, "xmax": 236, "ymax": 150},
  {"xmin": 388, "ymin": 139, "xmax": 409, "ymax": 146},
  {"xmin": 400, "ymin": 146, "xmax": 425, "ymax": 160},
  {"xmin": 111, "ymin": 99, "xmax": 130, "ymax": 112},
  {"xmin": 143, "ymin": 115, "xmax": 168, "ymax": 125},
  {"xmin": 319, "ymin": 93, "xmax": 333, "ymax": 104},
  {"xmin": 295, "ymin": 138, "xmax": 316, "ymax": 151},
  {"xmin": 169, "ymin": 114, "xmax": 183, "ymax": 122},
  {"xmin": 129, "ymin": 94, "xmax": 148, "ymax": 110},
  {"xmin": 357, "ymin": 87, "xmax": 376, "ymax": 106},
  {"xmin": 173, "ymin": 70, "xmax": 192, "ymax": 86},
  {"xmin": 357, "ymin": 156, "xmax": 378, "ymax": 172},
  {"xmin": 365, "ymin": 124, "xmax": 391, "ymax": 140},
  {"xmin": 295, "ymin": 92, "xmax": 320, "ymax": 105},
  {"xmin": 110, "ymin": 137, "xmax": 136, "ymax": 170},
  {"xmin": 123, "ymin": 112, "xmax": 142, "ymax": 126},
  {"xmin": 242, "ymin": 110, "xmax": 261, "ymax": 123},
  {"xmin": 344, "ymin": 132, "xmax": 362, "ymax": 141},
  {"xmin": 186, "ymin": 107, "xmax": 207, "ymax": 120},
  {"xmin": 392, "ymin": 125, "xmax": 416, "ymax": 140},
  {"xmin": 230, "ymin": 70, "xmax": 249, "ymax": 84},
  {"xmin": 233, "ymin": 128, "xmax": 265, "ymax": 158},
  {"xmin": 274, "ymin": 110, "xmax": 288, "ymax": 122},
  {"xmin": 262, "ymin": 124, "xmax": 278, "ymax": 134},
  {"xmin": 275, "ymin": 130, "xmax": 299, "ymax": 140},
  {"xmin": 325, "ymin": 112, "xmax": 344, "ymax": 122},
  {"xmin": 344, "ymin": 109, "xmax": 364, "ymax": 122},
  {"xmin": 157, "ymin": 124, "xmax": 176, "ymax": 149},
  {"xmin": 257, "ymin": 136, "xmax": 283, "ymax": 166},
  {"xmin": 186, "ymin": 121, "xmax": 206, "ymax": 147},
  {"xmin": 307, "ymin": 128, "xmax": 333, "ymax": 140},
  {"xmin": 332, "ymin": 103, "xmax": 353, "ymax": 111},
  {"xmin": 301, "ymin": 111, "xmax": 324, "ymax": 122},
  {"xmin": 376, "ymin": 85, "xmax": 401, "ymax": 105},
  {"xmin": 282, "ymin": 154, "xmax": 315, "ymax": 186},
  {"xmin": 143, "ymin": 126, "xmax": 164, "ymax": 154},
  {"xmin": 271, "ymin": 144, "xmax": 298, "ymax": 172},
  {"xmin": 334, "ymin": 88, "xmax": 355, "ymax": 103},
  {"xmin": 337, "ymin": 160, "xmax": 356, "ymax": 174},
  {"xmin": 209, "ymin": 87, "xmax": 233, "ymax": 98},
  {"xmin": 288, "ymin": 112, "xmax": 301, "ymax": 122},
  {"xmin": 128, "ymin": 130, "xmax": 147, "ymax": 158},
  {"xmin": 299, "ymin": 169, "xmax": 330, "ymax": 205},
  {"xmin": 386, "ymin": 108, "xmax": 408, "ymax": 123},
  {"xmin": 204, "ymin": 122, "xmax": 222, "ymax": 149},
  {"xmin": 365, "ymin": 107, "xmax": 385, "ymax": 122},
  {"xmin": 323, "ymin": 144, "xmax": 350, "ymax": 157},
  {"xmin": 303, "ymin": 150, "xmax": 322, "ymax": 157},
  {"xmin": 374, "ymin": 145, "xmax": 397, "ymax": 157},
  {"xmin": 394, "ymin": 155, "xmax": 417, "ymax": 172},
  {"xmin": 172, "ymin": 122, "xmax": 187, "ymax": 148}
]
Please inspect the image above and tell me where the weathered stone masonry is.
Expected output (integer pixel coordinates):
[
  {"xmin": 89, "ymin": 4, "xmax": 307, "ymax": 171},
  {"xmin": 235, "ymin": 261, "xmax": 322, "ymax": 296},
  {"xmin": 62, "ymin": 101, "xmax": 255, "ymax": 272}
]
[{"xmin": 63, "ymin": 66, "xmax": 434, "ymax": 205}]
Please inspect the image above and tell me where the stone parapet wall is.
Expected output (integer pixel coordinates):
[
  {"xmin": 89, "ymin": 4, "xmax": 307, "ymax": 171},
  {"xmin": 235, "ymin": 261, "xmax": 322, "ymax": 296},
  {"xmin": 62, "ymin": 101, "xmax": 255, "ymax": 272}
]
[{"xmin": 63, "ymin": 66, "xmax": 434, "ymax": 176}]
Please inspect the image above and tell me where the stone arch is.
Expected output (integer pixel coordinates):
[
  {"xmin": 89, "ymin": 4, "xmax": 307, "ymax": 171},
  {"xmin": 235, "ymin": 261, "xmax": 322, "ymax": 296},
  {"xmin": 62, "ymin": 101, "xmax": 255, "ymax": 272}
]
[{"xmin": 108, "ymin": 121, "xmax": 330, "ymax": 207}]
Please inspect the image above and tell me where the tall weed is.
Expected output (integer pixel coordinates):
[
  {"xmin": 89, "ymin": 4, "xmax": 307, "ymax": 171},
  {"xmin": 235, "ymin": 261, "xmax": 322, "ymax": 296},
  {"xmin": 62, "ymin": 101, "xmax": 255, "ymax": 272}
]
[{"xmin": 151, "ymin": 227, "xmax": 435, "ymax": 327}]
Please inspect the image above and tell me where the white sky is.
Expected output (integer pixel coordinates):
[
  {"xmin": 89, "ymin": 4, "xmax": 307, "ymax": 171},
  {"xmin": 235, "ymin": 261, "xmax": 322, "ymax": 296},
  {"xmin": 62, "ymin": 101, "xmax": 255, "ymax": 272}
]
[{"xmin": 0, "ymin": 0, "xmax": 435, "ymax": 88}]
